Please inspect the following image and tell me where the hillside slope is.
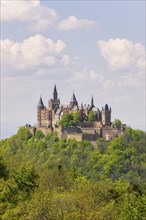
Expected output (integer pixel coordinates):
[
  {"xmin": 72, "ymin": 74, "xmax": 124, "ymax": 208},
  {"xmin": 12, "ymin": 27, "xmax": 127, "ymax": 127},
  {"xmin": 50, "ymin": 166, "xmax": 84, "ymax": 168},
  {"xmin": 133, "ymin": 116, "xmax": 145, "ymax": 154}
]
[{"xmin": 0, "ymin": 126, "xmax": 146, "ymax": 219}]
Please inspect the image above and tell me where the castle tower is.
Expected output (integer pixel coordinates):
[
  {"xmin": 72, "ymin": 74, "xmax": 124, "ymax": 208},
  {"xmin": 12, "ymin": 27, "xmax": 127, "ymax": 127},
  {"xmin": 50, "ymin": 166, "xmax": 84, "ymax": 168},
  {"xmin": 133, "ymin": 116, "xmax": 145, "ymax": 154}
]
[
  {"xmin": 69, "ymin": 92, "xmax": 79, "ymax": 109},
  {"xmin": 101, "ymin": 104, "xmax": 111, "ymax": 126},
  {"xmin": 48, "ymin": 84, "xmax": 60, "ymax": 112},
  {"xmin": 37, "ymin": 96, "xmax": 45, "ymax": 127}
]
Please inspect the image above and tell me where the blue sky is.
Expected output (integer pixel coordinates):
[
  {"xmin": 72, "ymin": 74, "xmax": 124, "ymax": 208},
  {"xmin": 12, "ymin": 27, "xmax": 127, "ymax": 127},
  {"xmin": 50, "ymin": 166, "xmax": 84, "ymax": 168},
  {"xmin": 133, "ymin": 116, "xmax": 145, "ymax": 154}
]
[{"xmin": 1, "ymin": 0, "xmax": 145, "ymax": 138}]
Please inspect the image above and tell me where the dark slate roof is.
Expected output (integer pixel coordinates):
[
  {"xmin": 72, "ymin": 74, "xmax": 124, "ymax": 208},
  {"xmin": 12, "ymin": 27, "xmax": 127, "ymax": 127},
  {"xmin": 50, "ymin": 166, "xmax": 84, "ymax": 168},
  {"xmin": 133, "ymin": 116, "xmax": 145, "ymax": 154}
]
[
  {"xmin": 91, "ymin": 96, "xmax": 94, "ymax": 107},
  {"xmin": 70, "ymin": 93, "xmax": 77, "ymax": 103},
  {"xmin": 37, "ymin": 97, "xmax": 44, "ymax": 108},
  {"xmin": 105, "ymin": 104, "xmax": 109, "ymax": 111},
  {"xmin": 53, "ymin": 84, "xmax": 57, "ymax": 93}
]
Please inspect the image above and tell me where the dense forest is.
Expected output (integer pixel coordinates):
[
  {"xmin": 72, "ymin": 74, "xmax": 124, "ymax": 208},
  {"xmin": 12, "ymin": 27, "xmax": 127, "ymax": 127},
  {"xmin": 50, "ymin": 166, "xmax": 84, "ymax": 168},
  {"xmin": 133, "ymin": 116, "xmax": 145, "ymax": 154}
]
[{"xmin": 0, "ymin": 126, "xmax": 146, "ymax": 220}]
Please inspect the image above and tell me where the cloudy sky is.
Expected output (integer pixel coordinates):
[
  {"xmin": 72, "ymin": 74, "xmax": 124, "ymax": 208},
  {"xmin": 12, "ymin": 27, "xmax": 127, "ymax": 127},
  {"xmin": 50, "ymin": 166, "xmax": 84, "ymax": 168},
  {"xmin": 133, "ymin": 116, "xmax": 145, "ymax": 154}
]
[{"xmin": 1, "ymin": 0, "xmax": 145, "ymax": 138}]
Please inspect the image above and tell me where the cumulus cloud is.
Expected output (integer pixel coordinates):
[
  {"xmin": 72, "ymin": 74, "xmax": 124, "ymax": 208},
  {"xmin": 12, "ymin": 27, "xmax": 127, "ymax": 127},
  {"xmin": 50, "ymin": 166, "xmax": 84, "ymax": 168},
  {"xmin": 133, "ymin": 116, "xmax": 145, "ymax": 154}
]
[
  {"xmin": 60, "ymin": 54, "xmax": 79, "ymax": 66},
  {"xmin": 1, "ymin": 0, "xmax": 57, "ymax": 31},
  {"xmin": 61, "ymin": 55, "xmax": 72, "ymax": 66},
  {"xmin": 1, "ymin": 34, "xmax": 67, "ymax": 70},
  {"xmin": 102, "ymin": 71, "xmax": 144, "ymax": 91},
  {"xmin": 98, "ymin": 38, "xmax": 145, "ymax": 71},
  {"xmin": 58, "ymin": 15, "xmax": 96, "ymax": 30}
]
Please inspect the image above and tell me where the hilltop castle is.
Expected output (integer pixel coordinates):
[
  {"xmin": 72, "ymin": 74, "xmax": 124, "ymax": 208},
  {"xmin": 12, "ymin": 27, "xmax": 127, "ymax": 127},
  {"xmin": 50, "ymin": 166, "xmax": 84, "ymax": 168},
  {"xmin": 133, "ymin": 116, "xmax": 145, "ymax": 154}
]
[{"xmin": 36, "ymin": 85, "xmax": 125, "ymax": 141}]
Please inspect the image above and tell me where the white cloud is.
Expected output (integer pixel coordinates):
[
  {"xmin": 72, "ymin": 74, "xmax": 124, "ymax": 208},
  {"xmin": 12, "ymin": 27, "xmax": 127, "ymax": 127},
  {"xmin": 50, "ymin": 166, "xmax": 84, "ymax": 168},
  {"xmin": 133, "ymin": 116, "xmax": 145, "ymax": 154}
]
[
  {"xmin": 101, "ymin": 68, "xmax": 145, "ymax": 92},
  {"xmin": 74, "ymin": 68, "xmax": 104, "ymax": 81},
  {"xmin": 60, "ymin": 54, "xmax": 79, "ymax": 66},
  {"xmin": 1, "ymin": 34, "xmax": 67, "ymax": 70},
  {"xmin": 60, "ymin": 55, "xmax": 72, "ymax": 66},
  {"xmin": 1, "ymin": 0, "xmax": 57, "ymax": 31},
  {"xmin": 58, "ymin": 15, "xmax": 96, "ymax": 30},
  {"xmin": 98, "ymin": 38, "xmax": 145, "ymax": 102},
  {"xmin": 98, "ymin": 38, "xmax": 145, "ymax": 71}
]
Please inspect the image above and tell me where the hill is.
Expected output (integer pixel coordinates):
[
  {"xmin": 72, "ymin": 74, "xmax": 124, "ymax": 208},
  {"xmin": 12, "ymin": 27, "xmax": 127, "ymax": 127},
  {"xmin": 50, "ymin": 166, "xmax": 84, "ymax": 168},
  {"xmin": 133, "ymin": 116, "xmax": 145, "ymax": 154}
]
[{"xmin": 0, "ymin": 126, "xmax": 146, "ymax": 219}]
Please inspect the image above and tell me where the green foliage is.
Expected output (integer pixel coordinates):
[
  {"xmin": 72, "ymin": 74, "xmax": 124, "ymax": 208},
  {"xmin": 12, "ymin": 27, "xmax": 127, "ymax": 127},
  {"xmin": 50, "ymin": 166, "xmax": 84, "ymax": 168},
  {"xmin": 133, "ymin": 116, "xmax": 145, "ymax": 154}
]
[
  {"xmin": 74, "ymin": 111, "xmax": 81, "ymax": 122},
  {"xmin": 96, "ymin": 138, "xmax": 108, "ymax": 154},
  {"xmin": 0, "ymin": 126, "xmax": 146, "ymax": 219},
  {"xmin": 34, "ymin": 129, "xmax": 44, "ymax": 139},
  {"xmin": 59, "ymin": 112, "xmax": 81, "ymax": 127},
  {"xmin": 11, "ymin": 165, "xmax": 38, "ymax": 194},
  {"xmin": 0, "ymin": 156, "xmax": 8, "ymax": 179},
  {"xmin": 45, "ymin": 131, "xmax": 59, "ymax": 142},
  {"xmin": 0, "ymin": 166, "xmax": 39, "ymax": 219},
  {"xmin": 87, "ymin": 111, "xmax": 96, "ymax": 122},
  {"xmin": 16, "ymin": 126, "xmax": 32, "ymax": 141},
  {"xmin": 113, "ymin": 118, "xmax": 122, "ymax": 128},
  {"xmin": 1, "ymin": 165, "xmax": 38, "ymax": 203}
]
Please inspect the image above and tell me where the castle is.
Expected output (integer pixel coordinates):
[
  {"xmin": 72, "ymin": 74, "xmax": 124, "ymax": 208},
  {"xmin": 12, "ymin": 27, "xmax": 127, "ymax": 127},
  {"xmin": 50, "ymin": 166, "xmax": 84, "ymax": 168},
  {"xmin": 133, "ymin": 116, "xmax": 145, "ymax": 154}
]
[{"xmin": 36, "ymin": 85, "xmax": 125, "ymax": 141}]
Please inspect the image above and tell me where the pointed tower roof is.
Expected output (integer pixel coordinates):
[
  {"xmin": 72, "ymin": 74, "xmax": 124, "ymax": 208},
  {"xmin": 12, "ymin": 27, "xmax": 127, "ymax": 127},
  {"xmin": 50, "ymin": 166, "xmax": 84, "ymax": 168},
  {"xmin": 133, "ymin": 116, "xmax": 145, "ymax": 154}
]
[
  {"xmin": 105, "ymin": 104, "xmax": 109, "ymax": 111},
  {"xmin": 53, "ymin": 84, "xmax": 57, "ymax": 93},
  {"xmin": 70, "ymin": 92, "xmax": 77, "ymax": 103},
  {"xmin": 53, "ymin": 84, "xmax": 58, "ymax": 100},
  {"xmin": 70, "ymin": 92, "xmax": 78, "ymax": 110},
  {"xmin": 37, "ymin": 96, "xmax": 44, "ymax": 108},
  {"xmin": 91, "ymin": 96, "xmax": 94, "ymax": 107}
]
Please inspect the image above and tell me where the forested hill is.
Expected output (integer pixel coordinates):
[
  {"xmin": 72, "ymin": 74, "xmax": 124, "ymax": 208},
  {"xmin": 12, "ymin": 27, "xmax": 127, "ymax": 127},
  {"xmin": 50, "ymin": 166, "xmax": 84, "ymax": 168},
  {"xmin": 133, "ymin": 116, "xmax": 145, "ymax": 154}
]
[{"xmin": 0, "ymin": 126, "xmax": 146, "ymax": 220}]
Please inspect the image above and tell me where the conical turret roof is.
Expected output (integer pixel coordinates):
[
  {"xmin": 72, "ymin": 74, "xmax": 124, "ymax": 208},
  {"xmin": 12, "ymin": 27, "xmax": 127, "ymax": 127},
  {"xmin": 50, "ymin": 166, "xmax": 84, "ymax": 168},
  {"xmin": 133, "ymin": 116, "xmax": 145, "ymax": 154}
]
[
  {"xmin": 70, "ymin": 92, "xmax": 77, "ymax": 103},
  {"xmin": 53, "ymin": 84, "xmax": 58, "ymax": 100},
  {"xmin": 53, "ymin": 84, "xmax": 57, "ymax": 93},
  {"xmin": 37, "ymin": 96, "xmax": 44, "ymax": 108},
  {"xmin": 105, "ymin": 104, "xmax": 109, "ymax": 111},
  {"xmin": 91, "ymin": 96, "xmax": 94, "ymax": 107}
]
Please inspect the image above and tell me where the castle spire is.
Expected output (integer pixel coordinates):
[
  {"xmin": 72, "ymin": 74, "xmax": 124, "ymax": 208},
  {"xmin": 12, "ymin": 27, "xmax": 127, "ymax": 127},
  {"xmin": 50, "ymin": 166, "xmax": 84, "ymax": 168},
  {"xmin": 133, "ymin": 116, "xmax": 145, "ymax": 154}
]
[
  {"xmin": 53, "ymin": 84, "xmax": 58, "ymax": 100},
  {"xmin": 71, "ymin": 92, "xmax": 77, "ymax": 103},
  {"xmin": 70, "ymin": 92, "xmax": 78, "ymax": 109},
  {"xmin": 91, "ymin": 96, "xmax": 94, "ymax": 107},
  {"xmin": 37, "ymin": 96, "xmax": 44, "ymax": 108},
  {"xmin": 105, "ymin": 104, "xmax": 109, "ymax": 111}
]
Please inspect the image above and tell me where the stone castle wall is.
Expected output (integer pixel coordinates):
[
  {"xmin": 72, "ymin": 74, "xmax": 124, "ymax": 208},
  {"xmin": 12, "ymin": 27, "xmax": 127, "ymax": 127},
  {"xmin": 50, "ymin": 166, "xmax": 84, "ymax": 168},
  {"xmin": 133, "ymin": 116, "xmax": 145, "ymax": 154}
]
[
  {"xmin": 28, "ymin": 124, "xmax": 124, "ymax": 142},
  {"xmin": 82, "ymin": 133, "xmax": 99, "ymax": 141},
  {"xmin": 67, "ymin": 133, "xmax": 83, "ymax": 141},
  {"xmin": 102, "ymin": 127, "xmax": 123, "ymax": 141}
]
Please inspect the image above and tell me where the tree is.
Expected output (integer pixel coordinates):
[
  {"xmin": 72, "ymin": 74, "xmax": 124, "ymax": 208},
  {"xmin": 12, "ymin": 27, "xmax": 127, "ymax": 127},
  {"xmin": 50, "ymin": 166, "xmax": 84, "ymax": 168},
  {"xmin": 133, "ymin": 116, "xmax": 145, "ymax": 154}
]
[
  {"xmin": 0, "ymin": 156, "xmax": 8, "ymax": 179},
  {"xmin": 96, "ymin": 138, "xmax": 108, "ymax": 154},
  {"xmin": 16, "ymin": 166, "xmax": 38, "ymax": 193},
  {"xmin": 0, "ymin": 126, "xmax": 146, "ymax": 220},
  {"xmin": 16, "ymin": 126, "xmax": 32, "ymax": 141},
  {"xmin": 59, "ymin": 112, "xmax": 81, "ymax": 127},
  {"xmin": 113, "ymin": 119, "xmax": 122, "ymax": 128},
  {"xmin": 35, "ymin": 130, "xmax": 44, "ymax": 139},
  {"xmin": 4, "ymin": 165, "xmax": 39, "ymax": 198},
  {"xmin": 74, "ymin": 112, "xmax": 81, "ymax": 123},
  {"xmin": 88, "ymin": 111, "xmax": 96, "ymax": 122}
]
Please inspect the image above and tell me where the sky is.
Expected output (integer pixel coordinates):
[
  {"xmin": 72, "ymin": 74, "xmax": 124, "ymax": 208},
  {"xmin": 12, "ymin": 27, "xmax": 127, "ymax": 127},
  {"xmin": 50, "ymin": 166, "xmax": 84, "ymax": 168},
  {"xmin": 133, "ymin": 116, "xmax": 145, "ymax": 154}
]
[{"xmin": 1, "ymin": 0, "xmax": 145, "ymax": 139}]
